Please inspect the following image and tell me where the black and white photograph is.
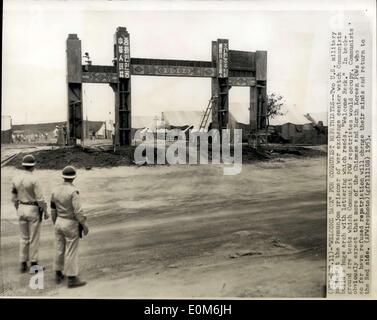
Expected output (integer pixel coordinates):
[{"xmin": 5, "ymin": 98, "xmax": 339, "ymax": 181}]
[{"xmin": 0, "ymin": 0, "xmax": 375, "ymax": 300}]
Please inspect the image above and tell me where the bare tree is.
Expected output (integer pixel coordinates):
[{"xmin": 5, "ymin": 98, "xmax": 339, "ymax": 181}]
[{"xmin": 264, "ymin": 93, "xmax": 286, "ymax": 145}]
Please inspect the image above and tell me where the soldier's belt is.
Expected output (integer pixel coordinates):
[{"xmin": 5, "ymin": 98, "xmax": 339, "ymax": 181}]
[
  {"xmin": 19, "ymin": 201, "xmax": 39, "ymax": 206},
  {"xmin": 57, "ymin": 215, "xmax": 77, "ymax": 221}
]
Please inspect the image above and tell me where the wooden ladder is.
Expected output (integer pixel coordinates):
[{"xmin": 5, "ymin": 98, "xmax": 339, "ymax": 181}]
[{"xmin": 198, "ymin": 96, "xmax": 215, "ymax": 131}]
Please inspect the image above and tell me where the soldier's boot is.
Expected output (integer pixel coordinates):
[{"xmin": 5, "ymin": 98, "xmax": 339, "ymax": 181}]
[
  {"xmin": 20, "ymin": 262, "xmax": 28, "ymax": 273},
  {"xmin": 55, "ymin": 271, "xmax": 65, "ymax": 284},
  {"xmin": 67, "ymin": 276, "xmax": 86, "ymax": 288},
  {"xmin": 29, "ymin": 261, "xmax": 46, "ymax": 274}
]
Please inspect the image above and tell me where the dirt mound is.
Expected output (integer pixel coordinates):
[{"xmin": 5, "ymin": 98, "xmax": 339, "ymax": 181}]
[
  {"xmin": 4, "ymin": 144, "xmax": 326, "ymax": 170},
  {"xmin": 5, "ymin": 146, "xmax": 136, "ymax": 170}
]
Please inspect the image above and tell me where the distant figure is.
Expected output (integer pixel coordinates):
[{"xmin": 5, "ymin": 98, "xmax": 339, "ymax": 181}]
[
  {"xmin": 63, "ymin": 126, "xmax": 68, "ymax": 145},
  {"xmin": 57, "ymin": 127, "xmax": 65, "ymax": 146},
  {"xmin": 53, "ymin": 126, "xmax": 59, "ymax": 140},
  {"xmin": 111, "ymin": 124, "xmax": 116, "ymax": 145}
]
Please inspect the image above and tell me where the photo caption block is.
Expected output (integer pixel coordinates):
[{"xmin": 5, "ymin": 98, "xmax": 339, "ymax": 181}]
[{"xmin": 327, "ymin": 13, "xmax": 372, "ymax": 296}]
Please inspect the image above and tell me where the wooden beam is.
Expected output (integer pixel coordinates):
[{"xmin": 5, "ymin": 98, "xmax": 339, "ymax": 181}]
[
  {"xmin": 229, "ymin": 50, "xmax": 256, "ymax": 72},
  {"xmin": 83, "ymin": 65, "xmax": 116, "ymax": 73},
  {"xmin": 82, "ymin": 72, "xmax": 118, "ymax": 83},
  {"xmin": 256, "ymin": 51, "xmax": 267, "ymax": 81},
  {"xmin": 228, "ymin": 77, "xmax": 256, "ymax": 86},
  {"xmin": 250, "ymin": 86, "xmax": 258, "ymax": 133},
  {"xmin": 81, "ymin": 62, "xmax": 216, "ymax": 80},
  {"xmin": 66, "ymin": 34, "xmax": 82, "ymax": 83},
  {"xmin": 131, "ymin": 64, "xmax": 216, "ymax": 77},
  {"xmin": 131, "ymin": 58, "xmax": 213, "ymax": 68},
  {"xmin": 66, "ymin": 34, "xmax": 83, "ymax": 145},
  {"xmin": 211, "ymin": 41, "xmax": 219, "ymax": 130},
  {"xmin": 67, "ymin": 83, "xmax": 83, "ymax": 143}
]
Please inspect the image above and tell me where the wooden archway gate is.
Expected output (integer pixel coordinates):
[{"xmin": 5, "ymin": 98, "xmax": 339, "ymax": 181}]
[{"xmin": 66, "ymin": 27, "xmax": 267, "ymax": 146}]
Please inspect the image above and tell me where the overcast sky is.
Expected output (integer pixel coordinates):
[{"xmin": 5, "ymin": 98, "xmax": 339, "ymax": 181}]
[{"xmin": 2, "ymin": 1, "xmax": 367, "ymax": 125}]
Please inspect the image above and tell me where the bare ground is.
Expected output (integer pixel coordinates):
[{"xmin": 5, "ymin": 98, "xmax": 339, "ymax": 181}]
[{"xmin": 1, "ymin": 154, "xmax": 326, "ymax": 298}]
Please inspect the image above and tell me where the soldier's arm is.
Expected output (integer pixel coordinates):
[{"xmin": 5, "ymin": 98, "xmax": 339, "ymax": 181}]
[
  {"xmin": 34, "ymin": 179, "xmax": 47, "ymax": 212},
  {"xmin": 50, "ymin": 193, "xmax": 57, "ymax": 224},
  {"xmin": 11, "ymin": 182, "xmax": 19, "ymax": 209},
  {"xmin": 72, "ymin": 191, "xmax": 87, "ymax": 225},
  {"xmin": 34, "ymin": 178, "xmax": 49, "ymax": 219}
]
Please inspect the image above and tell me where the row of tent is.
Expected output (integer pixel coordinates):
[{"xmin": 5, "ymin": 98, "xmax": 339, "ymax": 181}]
[
  {"xmin": 132, "ymin": 111, "xmax": 328, "ymax": 144},
  {"xmin": 1, "ymin": 120, "xmax": 111, "ymax": 144},
  {"xmin": 2, "ymin": 111, "xmax": 328, "ymax": 145}
]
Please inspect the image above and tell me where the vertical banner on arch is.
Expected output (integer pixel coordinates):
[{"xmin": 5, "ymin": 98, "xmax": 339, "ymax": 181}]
[
  {"xmin": 115, "ymin": 27, "xmax": 130, "ymax": 79},
  {"xmin": 217, "ymin": 39, "xmax": 229, "ymax": 78}
]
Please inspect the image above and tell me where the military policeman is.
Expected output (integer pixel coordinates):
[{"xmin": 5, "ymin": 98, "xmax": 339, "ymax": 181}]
[
  {"xmin": 50, "ymin": 166, "xmax": 89, "ymax": 288},
  {"xmin": 11, "ymin": 154, "xmax": 49, "ymax": 273}
]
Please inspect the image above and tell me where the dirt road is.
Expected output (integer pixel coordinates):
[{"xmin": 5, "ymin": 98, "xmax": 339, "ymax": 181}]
[
  {"xmin": 1, "ymin": 144, "xmax": 53, "ymax": 167},
  {"xmin": 1, "ymin": 157, "xmax": 326, "ymax": 298}
]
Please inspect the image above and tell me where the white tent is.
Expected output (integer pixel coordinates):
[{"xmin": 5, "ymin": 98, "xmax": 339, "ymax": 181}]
[
  {"xmin": 132, "ymin": 115, "xmax": 156, "ymax": 130},
  {"xmin": 270, "ymin": 111, "xmax": 328, "ymax": 126},
  {"xmin": 96, "ymin": 122, "xmax": 107, "ymax": 137},
  {"xmin": 163, "ymin": 110, "xmax": 204, "ymax": 130}
]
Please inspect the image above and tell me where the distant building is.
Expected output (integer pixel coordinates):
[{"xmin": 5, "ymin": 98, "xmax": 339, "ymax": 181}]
[
  {"xmin": 10, "ymin": 120, "xmax": 111, "ymax": 143},
  {"xmin": 1, "ymin": 115, "xmax": 12, "ymax": 144}
]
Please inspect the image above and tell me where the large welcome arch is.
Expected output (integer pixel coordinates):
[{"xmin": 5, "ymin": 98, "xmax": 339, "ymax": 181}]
[{"xmin": 66, "ymin": 27, "xmax": 267, "ymax": 146}]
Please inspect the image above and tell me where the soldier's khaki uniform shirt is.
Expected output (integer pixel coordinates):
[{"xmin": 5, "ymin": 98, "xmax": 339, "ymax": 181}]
[
  {"xmin": 12, "ymin": 171, "xmax": 45, "ymax": 215},
  {"xmin": 11, "ymin": 170, "xmax": 46, "ymax": 262},
  {"xmin": 51, "ymin": 182, "xmax": 86, "ymax": 223}
]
